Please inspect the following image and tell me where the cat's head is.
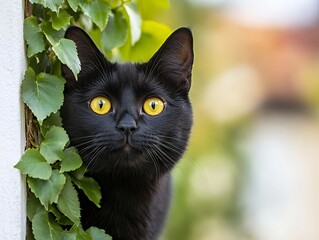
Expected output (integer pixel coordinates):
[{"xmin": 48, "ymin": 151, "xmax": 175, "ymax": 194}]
[{"xmin": 61, "ymin": 26, "xmax": 194, "ymax": 179}]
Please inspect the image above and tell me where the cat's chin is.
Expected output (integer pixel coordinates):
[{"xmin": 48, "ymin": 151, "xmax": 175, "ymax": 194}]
[
  {"xmin": 114, "ymin": 144, "xmax": 143, "ymax": 163},
  {"xmin": 123, "ymin": 143, "xmax": 133, "ymax": 152}
]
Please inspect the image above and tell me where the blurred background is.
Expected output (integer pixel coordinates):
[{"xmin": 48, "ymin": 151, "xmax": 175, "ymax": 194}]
[{"xmin": 148, "ymin": 0, "xmax": 319, "ymax": 240}]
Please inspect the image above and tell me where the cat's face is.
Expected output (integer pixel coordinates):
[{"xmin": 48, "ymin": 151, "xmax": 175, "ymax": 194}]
[{"xmin": 61, "ymin": 27, "xmax": 193, "ymax": 178}]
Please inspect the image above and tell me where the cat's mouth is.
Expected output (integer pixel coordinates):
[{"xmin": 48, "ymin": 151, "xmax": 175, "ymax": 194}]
[
  {"xmin": 123, "ymin": 143, "xmax": 132, "ymax": 152},
  {"xmin": 120, "ymin": 135, "xmax": 139, "ymax": 153}
]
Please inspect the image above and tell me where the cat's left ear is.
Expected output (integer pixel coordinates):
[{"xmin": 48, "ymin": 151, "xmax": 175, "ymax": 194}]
[{"xmin": 147, "ymin": 27, "xmax": 194, "ymax": 91}]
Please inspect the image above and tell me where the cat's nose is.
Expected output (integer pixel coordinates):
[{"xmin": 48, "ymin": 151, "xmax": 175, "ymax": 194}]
[
  {"xmin": 117, "ymin": 114, "xmax": 137, "ymax": 135},
  {"xmin": 117, "ymin": 124, "xmax": 137, "ymax": 135}
]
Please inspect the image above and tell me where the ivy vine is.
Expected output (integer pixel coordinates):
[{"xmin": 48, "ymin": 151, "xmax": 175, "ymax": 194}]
[{"xmin": 15, "ymin": 0, "xmax": 171, "ymax": 239}]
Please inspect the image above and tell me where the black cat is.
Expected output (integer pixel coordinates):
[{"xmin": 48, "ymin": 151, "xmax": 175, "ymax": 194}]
[{"xmin": 60, "ymin": 26, "xmax": 194, "ymax": 240}]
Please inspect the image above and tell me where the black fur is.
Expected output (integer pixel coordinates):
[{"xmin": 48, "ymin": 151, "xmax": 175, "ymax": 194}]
[{"xmin": 60, "ymin": 26, "xmax": 194, "ymax": 240}]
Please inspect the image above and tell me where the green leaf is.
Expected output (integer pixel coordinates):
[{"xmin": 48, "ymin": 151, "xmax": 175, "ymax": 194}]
[
  {"xmin": 29, "ymin": 0, "xmax": 64, "ymax": 12},
  {"xmin": 41, "ymin": 22, "xmax": 64, "ymax": 45},
  {"xmin": 58, "ymin": 216, "xmax": 74, "ymax": 226},
  {"xmin": 60, "ymin": 147, "xmax": 82, "ymax": 173},
  {"xmin": 69, "ymin": 165, "xmax": 86, "ymax": 179},
  {"xmin": 32, "ymin": 212, "xmax": 63, "ymax": 240},
  {"xmin": 48, "ymin": 204, "xmax": 62, "ymax": 220},
  {"xmin": 64, "ymin": 226, "xmax": 91, "ymax": 240},
  {"xmin": 52, "ymin": 38, "xmax": 81, "ymax": 79},
  {"xmin": 101, "ymin": 8, "xmax": 128, "ymax": 52},
  {"xmin": 80, "ymin": 0, "xmax": 111, "ymax": 31},
  {"xmin": 63, "ymin": 232, "xmax": 77, "ymax": 240},
  {"xmin": 28, "ymin": 170, "xmax": 66, "ymax": 210},
  {"xmin": 86, "ymin": 227, "xmax": 112, "ymax": 240},
  {"xmin": 67, "ymin": 0, "xmax": 80, "ymax": 12},
  {"xmin": 27, "ymin": 192, "xmax": 45, "ymax": 221},
  {"xmin": 49, "ymin": 205, "xmax": 74, "ymax": 226},
  {"xmin": 72, "ymin": 177, "xmax": 101, "ymax": 208},
  {"xmin": 50, "ymin": 9, "xmax": 72, "ymax": 30},
  {"xmin": 71, "ymin": 170, "xmax": 102, "ymax": 208},
  {"xmin": 21, "ymin": 68, "xmax": 65, "ymax": 124},
  {"xmin": 57, "ymin": 175, "xmax": 81, "ymax": 226},
  {"xmin": 24, "ymin": 16, "xmax": 46, "ymax": 58},
  {"xmin": 124, "ymin": 2, "xmax": 142, "ymax": 45},
  {"xmin": 14, "ymin": 149, "xmax": 52, "ymax": 180},
  {"xmin": 41, "ymin": 112, "xmax": 63, "ymax": 136},
  {"xmin": 40, "ymin": 126, "xmax": 69, "ymax": 164}
]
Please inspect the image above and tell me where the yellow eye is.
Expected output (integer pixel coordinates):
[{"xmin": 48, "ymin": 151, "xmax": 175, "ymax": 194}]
[
  {"xmin": 90, "ymin": 96, "xmax": 111, "ymax": 115},
  {"xmin": 143, "ymin": 97, "xmax": 164, "ymax": 116}
]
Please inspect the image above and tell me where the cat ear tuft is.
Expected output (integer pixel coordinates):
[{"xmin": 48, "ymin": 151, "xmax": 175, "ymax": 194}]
[
  {"xmin": 148, "ymin": 27, "xmax": 194, "ymax": 91},
  {"xmin": 62, "ymin": 26, "xmax": 108, "ymax": 85}
]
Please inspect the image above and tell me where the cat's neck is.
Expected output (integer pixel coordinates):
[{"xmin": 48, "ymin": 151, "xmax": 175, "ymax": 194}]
[
  {"xmin": 80, "ymin": 171, "xmax": 171, "ymax": 240},
  {"xmin": 93, "ymin": 169, "xmax": 168, "ymax": 198}
]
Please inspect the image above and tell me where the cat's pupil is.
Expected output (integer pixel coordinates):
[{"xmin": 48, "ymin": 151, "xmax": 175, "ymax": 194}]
[
  {"xmin": 151, "ymin": 101, "xmax": 156, "ymax": 110},
  {"xmin": 99, "ymin": 100, "xmax": 104, "ymax": 109}
]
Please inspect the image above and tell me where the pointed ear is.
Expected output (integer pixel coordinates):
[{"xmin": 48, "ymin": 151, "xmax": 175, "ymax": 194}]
[
  {"xmin": 62, "ymin": 26, "xmax": 108, "ymax": 85},
  {"xmin": 147, "ymin": 27, "xmax": 194, "ymax": 91}
]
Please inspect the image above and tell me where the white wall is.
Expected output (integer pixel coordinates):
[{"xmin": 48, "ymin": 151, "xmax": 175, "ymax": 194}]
[{"xmin": 0, "ymin": 0, "xmax": 26, "ymax": 239}]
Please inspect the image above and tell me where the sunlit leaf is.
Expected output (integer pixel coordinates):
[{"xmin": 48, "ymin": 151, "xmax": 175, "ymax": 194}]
[
  {"xmin": 24, "ymin": 16, "xmax": 45, "ymax": 58},
  {"xmin": 124, "ymin": 2, "xmax": 142, "ymax": 45},
  {"xmin": 50, "ymin": 9, "xmax": 72, "ymax": 30},
  {"xmin": 80, "ymin": 0, "xmax": 111, "ymax": 31},
  {"xmin": 29, "ymin": 0, "xmax": 64, "ymax": 12},
  {"xmin": 67, "ymin": 0, "xmax": 80, "ymax": 12},
  {"xmin": 60, "ymin": 147, "xmax": 82, "ymax": 173},
  {"xmin": 52, "ymin": 38, "xmax": 81, "ymax": 79},
  {"xmin": 32, "ymin": 212, "xmax": 63, "ymax": 240},
  {"xmin": 28, "ymin": 170, "xmax": 66, "ymax": 210},
  {"xmin": 57, "ymin": 175, "xmax": 81, "ymax": 226},
  {"xmin": 21, "ymin": 68, "xmax": 65, "ymax": 124},
  {"xmin": 101, "ymin": 8, "xmax": 128, "ymax": 52},
  {"xmin": 41, "ymin": 22, "xmax": 64, "ymax": 45},
  {"xmin": 40, "ymin": 126, "xmax": 69, "ymax": 164},
  {"xmin": 14, "ymin": 149, "xmax": 52, "ymax": 180}
]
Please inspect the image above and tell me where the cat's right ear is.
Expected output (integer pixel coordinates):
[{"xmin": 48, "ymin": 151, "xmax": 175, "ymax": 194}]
[{"xmin": 62, "ymin": 26, "xmax": 108, "ymax": 86}]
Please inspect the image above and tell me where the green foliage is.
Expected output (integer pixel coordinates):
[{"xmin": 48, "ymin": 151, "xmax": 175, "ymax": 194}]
[
  {"xmin": 86, "ymin": 227, "xmax": 112, "ymax": 240},
  {"xmin": 52, "ymin": 38, "xmax": 81, "ymax": 78},
  {"xmin": 71, "ymin": 166, "xmax": 102, "ymax": 208},
  {"xmin": 80, "ymin": 0, "xmax": 111, "ymax": 31},
  {"xmin": 50, "ymin": 9, "xmax": 72, "ymax": 30},
  {"xmin": 17, "ymin": 0, "xmax": 172, "ymax": 239},
  {"xmin": 60, "ymin": 147, "xmax": 83, "ymax": 173},
  {"xmin": 15, "ymin": 149, "xmax": 52, "ymax": 180},
  {"xmin": 24, "ymin": 17, "xmax": 46, "ymax": 57},
  {"xmin": 57, "ymin": 175, "xmax": 81, "ymax": 226},
  {"xmin": 32, "ymin": 211, "xmax": 64, "ymax": 239},
  {"xmin": 28, "ymin": 170, "xmax": 66, "ymax": 210},
  {"xmin": 40, "ymin": 126, "xmax": 69, "ymax": 163},
  {"xmin": 21, "ymin": 68, "xmax": 65, "ymax": 124},
  {"xmin": 123, "ymin": 2, "xmax": 142, "ymax": 45},
  {"xmin": 101, "ymin": 8, "xmax": 128, "ymax": 52},
  {"xmin": 29, "ymin": 0, "xmax": 64, "ymax": 12}
]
